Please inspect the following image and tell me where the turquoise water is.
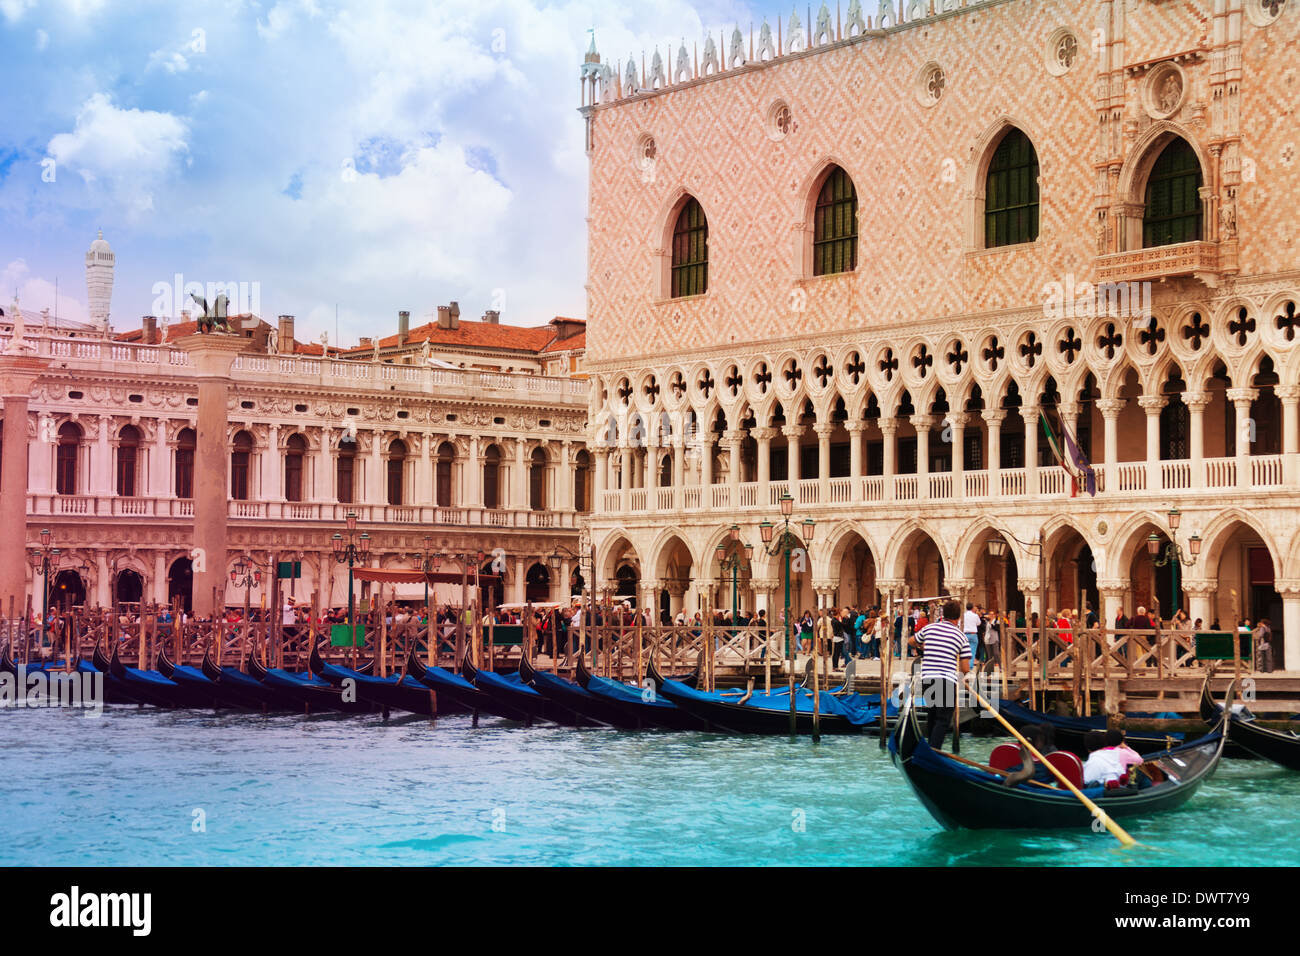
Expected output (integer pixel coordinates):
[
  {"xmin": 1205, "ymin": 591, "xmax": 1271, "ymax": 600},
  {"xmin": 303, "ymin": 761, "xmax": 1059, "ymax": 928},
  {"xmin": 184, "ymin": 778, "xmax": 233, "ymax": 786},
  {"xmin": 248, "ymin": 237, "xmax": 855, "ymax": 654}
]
[{"xmin": 2, "ymin": 707, "xmax": 1297, "ymax": 866}]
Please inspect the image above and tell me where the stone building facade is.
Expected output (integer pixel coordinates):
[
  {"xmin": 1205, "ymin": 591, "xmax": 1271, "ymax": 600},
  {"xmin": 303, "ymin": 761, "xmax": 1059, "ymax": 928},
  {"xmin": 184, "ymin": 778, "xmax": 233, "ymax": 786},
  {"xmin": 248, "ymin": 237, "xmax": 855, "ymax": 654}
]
[{"xmin": 579, "ymin": 0, "xmax": 1300, "ymax": 664}]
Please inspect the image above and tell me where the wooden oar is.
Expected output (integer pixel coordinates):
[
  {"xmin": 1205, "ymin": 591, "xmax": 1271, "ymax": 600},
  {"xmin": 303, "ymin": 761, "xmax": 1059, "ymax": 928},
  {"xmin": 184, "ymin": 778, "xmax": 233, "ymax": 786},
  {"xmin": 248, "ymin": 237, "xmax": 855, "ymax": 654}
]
[{"xmin": 964, "ymin": 680, "xmax": 1139, "ymax": 849}]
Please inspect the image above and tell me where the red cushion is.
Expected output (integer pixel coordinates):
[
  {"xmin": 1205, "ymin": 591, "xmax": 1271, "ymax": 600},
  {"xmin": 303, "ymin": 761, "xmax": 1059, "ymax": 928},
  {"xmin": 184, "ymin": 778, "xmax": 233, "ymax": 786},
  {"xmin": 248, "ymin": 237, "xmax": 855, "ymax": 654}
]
[
  {"xmin": 989, "ymin": 743, "xmax": 1022, "ymax": 771},
  {"xmin": 1045, "ymin": 751, "xmax": 1085, "ymax": 789}
]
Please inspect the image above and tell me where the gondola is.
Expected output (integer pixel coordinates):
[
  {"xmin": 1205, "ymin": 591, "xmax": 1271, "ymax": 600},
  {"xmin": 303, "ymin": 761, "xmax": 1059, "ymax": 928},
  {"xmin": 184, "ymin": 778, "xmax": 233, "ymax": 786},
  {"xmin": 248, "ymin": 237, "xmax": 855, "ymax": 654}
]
[
  {"xmin": 153, "ymin": 643, "xmax": 224, "ymax": 709},
  {"xmin": 647, "ymin": 657, "xmax": 887, "ymax": 735},
  {"xmin": 888, "ymin": 676, "xmax": 1230, "ymax": 831},
  {"xmin": 245, "ymin": 650, "xmax": 374, "ymax": 714},
  {"xmin": 517, "ymin": 653, "xmax": 634, "ymax": 728},
  {"xmin": 995, "ymin": 696, "xmax": 1187, "ymax": 758},
  {"xmin": 404, "ymin": 652, "xmax": 513, "ymax": 719},
  {"xmin": 107, "ymin": 639, "xmax": 204, "ymax": 709},
  {"xmin": 574, "ymin": 655, "xmax": 711, "ymax": 731},
  {"xmin": 309, "ymin": 641, "xmax": 444, "ymax": 717},
  {"xmin": 200, "ymin": 646, "xmax": 300, "ymax": 710},
  {"xmin": 1, "ymin": 641, "xmax": 123, "ymax": 705},
  {"xmin": 460, "ymin": 655, "xmax": 559, "ymax": 724},
  {"xmin": 1200, "ymin": 678, "xmax": 1300, "ymax": 771}
]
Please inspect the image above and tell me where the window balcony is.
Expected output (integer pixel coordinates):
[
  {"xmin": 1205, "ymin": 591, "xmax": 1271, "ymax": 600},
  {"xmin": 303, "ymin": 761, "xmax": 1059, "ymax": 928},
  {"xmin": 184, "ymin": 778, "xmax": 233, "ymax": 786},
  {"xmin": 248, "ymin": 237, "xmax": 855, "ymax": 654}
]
[{"xmin": 1095, "ymin": 241, "xmax": 1219, "ymax": 286}]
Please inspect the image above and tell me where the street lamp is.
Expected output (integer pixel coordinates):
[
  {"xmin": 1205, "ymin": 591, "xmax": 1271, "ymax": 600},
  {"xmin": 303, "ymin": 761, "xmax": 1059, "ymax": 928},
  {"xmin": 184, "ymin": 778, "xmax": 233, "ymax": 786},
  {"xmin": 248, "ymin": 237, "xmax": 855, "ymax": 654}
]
[
  {"xmin": 1147, "ymin": 507, "xmax": 1200, "ymax": 617},
  {"xmin": 758, "ymin": 493, "xmax": 815, "ymax": 659},
  {"xmin": 28, "ymin": 529, "xmax": 61, "ymax": 648},
  {"xmin": 331, "ymin": 510, "xmax": 370, "ymax": 634},
  {"xmin": 715, "ymin": 524, "xmax": 754, "ymax": 633},
  {"xmin": 417, "ymin": 534, "xmax": 440, "ymax": 607}
]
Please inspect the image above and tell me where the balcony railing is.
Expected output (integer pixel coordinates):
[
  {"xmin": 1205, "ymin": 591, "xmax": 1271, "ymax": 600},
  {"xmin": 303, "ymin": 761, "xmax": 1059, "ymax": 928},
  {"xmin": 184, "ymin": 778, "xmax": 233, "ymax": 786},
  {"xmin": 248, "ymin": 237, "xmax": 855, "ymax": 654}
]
[
  {"xmin": 586, "ymin": 453, "xmax": 1295, "ymax": 517},
  {"xmin": 1095, "ymin": 240, "xmax": 1219, "ymax": 284}
]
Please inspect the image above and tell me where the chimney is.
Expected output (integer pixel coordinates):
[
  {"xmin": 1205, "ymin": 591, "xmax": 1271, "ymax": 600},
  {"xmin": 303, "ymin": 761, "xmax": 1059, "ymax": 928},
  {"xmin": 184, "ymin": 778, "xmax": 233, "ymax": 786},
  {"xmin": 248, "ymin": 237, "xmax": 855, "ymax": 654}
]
[
  {"xmin": 482, "ymin": 310, "xmax": 500, "ymax": 324},
  {"xmin": 277, "ymin": 314, "xmax": 295, "ymax": 354},
  {"xmin": 359, "ymin": 336, "xmax": 373, "ymax": 349},
  {"xmin": 398, "ymin": 310, "xmax": 410, "ymax": 347},
  {"xmin": 437, "ymin": 305, "xmax": 451, "ymax": 330},
  {"xmin": 181, "ymin": 309, "xmax": 191, "ymax": 325},
  {"xmin": 448, "ymin": 300, "xmax": 460, "ymax": 329},
  {"xmin": 142, "ymin": 315, "xmax": 157, "ymax": 344}
]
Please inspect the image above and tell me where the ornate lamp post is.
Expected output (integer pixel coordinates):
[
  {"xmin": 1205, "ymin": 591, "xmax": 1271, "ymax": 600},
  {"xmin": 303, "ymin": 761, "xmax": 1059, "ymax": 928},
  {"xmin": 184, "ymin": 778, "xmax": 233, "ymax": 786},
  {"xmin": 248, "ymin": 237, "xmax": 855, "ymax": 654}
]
[
  {"xmin": 1146, "ymin": 507, "xmax": 1201, "ymax": 618},
  {"xmin": 714, "ymin": 524, "xmax": 754, "ymax": 633},
  {"xmin": 418, "ymin": 534, "xmax": 439, "ymax": 608},
  {"xmin": 758, "ymin": 493, "xmax": 815, "ymax": 658},
  {"xmin": 330, "ymin": 510, "xmax": 370, "ymax": 635},
  {"xmin": 228, "ymin": 553, "xmax": 262, "ymax": 595},
  {"xmin": 27, "ymin": 528, "xmax": 60, "ymax": 647}
]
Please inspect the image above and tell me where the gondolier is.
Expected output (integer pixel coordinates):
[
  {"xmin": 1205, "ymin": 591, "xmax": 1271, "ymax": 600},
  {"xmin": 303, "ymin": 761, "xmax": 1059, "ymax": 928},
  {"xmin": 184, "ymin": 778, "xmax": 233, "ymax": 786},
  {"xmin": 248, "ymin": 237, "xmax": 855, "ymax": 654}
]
[{"xmin": 910, "ymin": 600, "xmax": 971, "ymax": 747}]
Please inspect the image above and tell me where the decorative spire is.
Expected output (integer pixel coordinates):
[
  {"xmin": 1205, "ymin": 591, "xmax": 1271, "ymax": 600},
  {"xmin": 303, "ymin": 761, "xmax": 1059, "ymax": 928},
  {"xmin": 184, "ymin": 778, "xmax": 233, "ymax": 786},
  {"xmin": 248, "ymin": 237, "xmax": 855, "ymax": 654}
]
[{"xmin": 788, "ymin": 8, "xmax": 804, "ymax": 53}]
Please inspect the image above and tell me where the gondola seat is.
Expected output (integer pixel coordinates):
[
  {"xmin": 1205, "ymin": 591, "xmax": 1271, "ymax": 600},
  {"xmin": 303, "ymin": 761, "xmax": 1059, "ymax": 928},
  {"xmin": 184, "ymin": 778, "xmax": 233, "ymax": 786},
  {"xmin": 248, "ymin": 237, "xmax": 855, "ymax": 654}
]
[
  {"xmin": 1045, "ymin": 751, "xmax": 1085, "ymax": 789},
  {"xmin": 989, "ymin": 744, "xmax": 1022, "ymax": 772}
]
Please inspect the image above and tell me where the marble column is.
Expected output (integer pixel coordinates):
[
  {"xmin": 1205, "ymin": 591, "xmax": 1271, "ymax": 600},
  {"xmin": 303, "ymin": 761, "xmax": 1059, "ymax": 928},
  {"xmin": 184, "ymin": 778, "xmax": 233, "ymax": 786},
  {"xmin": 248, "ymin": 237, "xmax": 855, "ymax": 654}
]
[
  {"xmin": 175, "ymin": 333, "xmax": 248, "ymax": 618},
  {"xmin": 150, "ymin": 419, "xmax": 169, "ymax": 497},
  {"xmin": 1227, "ymin": 387, "xmax": 1257, "ymax": 491},
  {"xmin": 846, "ymin": 421, "xmax": 864, "ymax": 488},
  {"xmin": 879, "ymin": 418, "xmax": 898, "ymax": 501},
  {"xmin": 1138, "ymin": 395, "xmax": 1166, "ymax": 490},
  {"xmin": 1277, "ymin": 581, "xmax": 1300, "ymax": 669},
  {"xmin": 782, "ymin": 424, "xmax": 804, "ymax": 487},
  {"xmin": 0, "ymin": 354, "xmax": 50, "ymax": 615},
  {"xmin": 593, "ymin": 446, "xmax": 608, "ymax": 510},
  {"xmin": 947, "ymin": 413, "xmax": 967, "ymax": 501},
  {"xmin": 983, "ymin": 409, "xmax": 1005, "ymax": 491},
  {"xmin": 466, "ymin": 436, "xmax": 482, "ymax": 508},
  {"xmin": 912, "ymin": 414, "xmax": 934, "ymax": 500},
  {"xmin": 1277, "ymin": 385, "xmax": 1300, "ymax": 487},
  {"xmin": 514, "ymin": 439, "xmax": 528, "ymax": 510},
  {"xmin": 1184, "ymin": 391, "xmax": 1209, "ymax": 490},
  {"xmin": 1096, "ymin": 398, "xmax": 1125, "ymax": 493},
  {"xmin": 1022, "ymin": 404, "xmax": 1040, "ymax": 492}
]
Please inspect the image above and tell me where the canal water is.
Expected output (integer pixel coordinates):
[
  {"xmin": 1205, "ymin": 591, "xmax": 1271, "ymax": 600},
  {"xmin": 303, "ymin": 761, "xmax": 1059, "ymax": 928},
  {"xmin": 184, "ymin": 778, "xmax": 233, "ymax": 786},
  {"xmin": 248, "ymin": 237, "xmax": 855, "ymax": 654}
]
[{"xmin": 2, "ymin": 707, "xmax": 1297, "ymax": 866}]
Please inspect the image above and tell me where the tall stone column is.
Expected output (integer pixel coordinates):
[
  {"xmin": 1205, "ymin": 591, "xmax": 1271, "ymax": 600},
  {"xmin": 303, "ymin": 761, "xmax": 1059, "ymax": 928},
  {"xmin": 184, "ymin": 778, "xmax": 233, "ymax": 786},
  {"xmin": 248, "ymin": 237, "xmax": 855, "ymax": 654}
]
[
  {"xmin": 592, "ymin": 446, "xmax": 608, "ymax": 511},
  {"xmin": 1022, "ymin": 404, "xmax": 1040, "ymax": 492},
  {"xmin": 845, "ymin": 421, "xmax": 864, "ymax": 487},
  {"xmin": 1227, "ymin": 387, "xmax": 1257, "ymax": 491},
  {"xmin": 1138, "ymin": 395, "xmax": 1165, "ymax": 490},
  {"xmin": 514, "ymin": 438, "xmax": 528, "ymax": 510},
  {"xmin": 1276, "ymin": 581, "xmax": 1300, "ymax": 669},
  {"xmin": 466, "ymin": 435, "xmax": 481, "ymax": 508},
  {"xmin": 814, "ymin": 422, "xmax": 834, "ymax": 499},
  {"xmin": 879, "ymin": 419, "xmax": 897, "ymax": 501},
  {"xmin": 1276, "ymin": 385, "xmax": 1300, "ymax": 487},
  {"xmin": 1184, "ymin": 391, "xmax": 1209, "ymax": 490},
  {"xmin": 983, "ymin": 409, "xmax": 1005, "ymax": 490},
  {"xmin": 0, "ymin": 354, "xmax": 50, "ymax": 616},
  {"xmin": 912, "ymin": 414, "xmax": 934, "ymax": 500},
  {"xmin": 947, "ymin": 413, "xmax": 967, "ymax": 500},
  {"xmin": 175, "ymin": 334, "xmax": 248, "ymax": 618},
  {"xmin": 782, "ymin": 424, "xmax": 803, "ymax": 487},
  {"xmin": 1096, "ymin": 398, "xmax": 1125, "ymax": 493},
  {"xmin": 95, "ymin": 414, "xmax": 113, "ymax": 494},
  {"xmin": 150, "ymin": 419, "xmax": 169, "ymax": 496}
]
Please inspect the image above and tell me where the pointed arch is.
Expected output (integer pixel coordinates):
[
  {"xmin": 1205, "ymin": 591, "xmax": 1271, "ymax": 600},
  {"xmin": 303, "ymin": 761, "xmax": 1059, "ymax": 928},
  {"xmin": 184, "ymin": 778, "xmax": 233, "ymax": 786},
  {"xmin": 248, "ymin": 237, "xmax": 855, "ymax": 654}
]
[{"xmin": 964, "ymin": 116, "xmax": 1045, "ymax": 250}]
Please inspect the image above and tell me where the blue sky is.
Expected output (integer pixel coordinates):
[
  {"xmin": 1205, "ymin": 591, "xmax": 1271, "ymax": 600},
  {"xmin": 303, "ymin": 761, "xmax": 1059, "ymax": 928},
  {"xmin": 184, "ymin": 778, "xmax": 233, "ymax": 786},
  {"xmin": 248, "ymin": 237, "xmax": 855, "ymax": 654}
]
[{"xmin": 0, "ymin": 0, "xmax": 761, "ymax": 343}]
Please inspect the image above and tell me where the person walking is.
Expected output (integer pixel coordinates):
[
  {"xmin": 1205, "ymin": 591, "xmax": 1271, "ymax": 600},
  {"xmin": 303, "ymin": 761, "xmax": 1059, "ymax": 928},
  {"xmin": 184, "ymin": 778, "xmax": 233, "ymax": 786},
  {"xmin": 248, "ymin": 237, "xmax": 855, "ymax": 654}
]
[
  {"xmin": 962, "ymin": 602, "xmax": 981, "ymax": 662},
  {"xmin": 910, "ymin": 600, "xmax": 972, "ymax": 748}
]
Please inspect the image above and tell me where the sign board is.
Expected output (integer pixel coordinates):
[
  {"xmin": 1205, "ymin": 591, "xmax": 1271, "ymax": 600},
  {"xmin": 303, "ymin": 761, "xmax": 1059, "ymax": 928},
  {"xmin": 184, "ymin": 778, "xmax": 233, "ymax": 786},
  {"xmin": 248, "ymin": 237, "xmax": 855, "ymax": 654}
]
[
  {"xmin": 330, "ymin": 624, "xmax": 364, "ymax": 648},
  {"xmin": 1193, "ymin": 631, "xmax": 1251, "ymax": 661},
  {"xmin": 277, "ymin": 561, "xmax": 302, "ymax": 579}
]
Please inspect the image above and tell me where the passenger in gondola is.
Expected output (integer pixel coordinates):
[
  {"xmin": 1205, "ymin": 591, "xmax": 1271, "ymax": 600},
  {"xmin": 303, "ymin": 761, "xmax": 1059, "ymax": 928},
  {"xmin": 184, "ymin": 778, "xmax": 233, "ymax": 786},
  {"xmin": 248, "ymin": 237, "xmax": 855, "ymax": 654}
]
[{"xmin": 1001, "ymin": 724, "xmax": 1060, "ymax": 787}]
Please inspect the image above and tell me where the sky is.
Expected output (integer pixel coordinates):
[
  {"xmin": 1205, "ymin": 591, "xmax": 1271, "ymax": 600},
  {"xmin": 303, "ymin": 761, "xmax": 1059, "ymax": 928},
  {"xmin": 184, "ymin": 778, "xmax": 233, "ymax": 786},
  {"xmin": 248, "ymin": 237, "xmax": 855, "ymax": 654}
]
[{"xmin": 0, "ymin": 0, "xmax": 761, "ymax": 343}]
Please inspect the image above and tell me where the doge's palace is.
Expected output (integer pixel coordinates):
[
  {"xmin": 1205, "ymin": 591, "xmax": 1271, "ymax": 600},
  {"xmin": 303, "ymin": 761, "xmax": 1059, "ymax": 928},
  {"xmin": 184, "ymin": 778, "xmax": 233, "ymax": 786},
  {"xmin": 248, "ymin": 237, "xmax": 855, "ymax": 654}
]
[{"xmin": 578, "ymin": 0, "xmax": 1300, "ymax": 666}]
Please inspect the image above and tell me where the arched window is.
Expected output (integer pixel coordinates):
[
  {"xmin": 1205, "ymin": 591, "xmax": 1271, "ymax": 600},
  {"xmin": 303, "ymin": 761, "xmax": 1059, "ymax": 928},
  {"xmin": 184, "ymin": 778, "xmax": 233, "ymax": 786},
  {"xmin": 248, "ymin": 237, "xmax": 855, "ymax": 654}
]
[
  {"xmin": 435, "ymin": 442, "xmax": 455, "ymax": 506},
  {"xmin": 670, "ymin": 197, "xmax": 708, "ymax": 298},
  {"xmin": 175, "ymin": 428, "xmax": 196, "ymax": 498},
  {"xmin": 336, "ymin": 438, "xmax": 356, "ymax": 503},
  {"xmin": 483, "ymin": 445, "xmax": 501, "ymax": 510},
  {"xmin": 1159, "ymin": 401, "xmax": 1189, "ymax": 460},
  {"xmin": 813, "ymin": 166, "xmax": 858, "ymax": 275},
  {"xmin": 528, "ymin": 447, "xmax": 547, "ymax": 511},
  {"xmin": 573, "ymin": 450, "xmax": 591, "ymax": 512},
  {"xmin": 284, "ymin": 433, "xmax": 307, "ymax": 501},
  {"xmin": 56, "ymin": 422, "xmax": 81, "ymax": 495},
  {"xmin": 387, "ymin": 439, "xmax": 407, "ymax": 505},
  {"xmin": 230, "ymin": 431, "xmax": 253, "ymax": 500},
  {"xmin": 985, "ymin": 128, "xmax": 1040, "ymax": 248},
  {"xmin": 1143, "ymin": 138, "xmax": 1202, "ymax": 247},
  {"xmin": 116, "ymin": 425, "xmax": 140, "ymax": 496}
]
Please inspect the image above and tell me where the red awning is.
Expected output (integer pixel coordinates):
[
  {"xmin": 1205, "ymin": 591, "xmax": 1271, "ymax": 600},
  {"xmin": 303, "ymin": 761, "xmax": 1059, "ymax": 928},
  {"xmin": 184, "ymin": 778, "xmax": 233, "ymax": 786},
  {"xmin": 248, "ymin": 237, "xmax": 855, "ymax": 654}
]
[{"xmin": 350, "ymin": 568, "xmax": 502, "ymax": 585}]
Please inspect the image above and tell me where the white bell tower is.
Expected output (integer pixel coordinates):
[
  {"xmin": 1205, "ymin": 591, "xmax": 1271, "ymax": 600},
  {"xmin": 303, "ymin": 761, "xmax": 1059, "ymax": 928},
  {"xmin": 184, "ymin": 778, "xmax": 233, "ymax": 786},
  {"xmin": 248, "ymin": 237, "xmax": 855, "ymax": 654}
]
[{"xmin": 85, "ymin": 229, "xmax": 115, "ymax": 332}]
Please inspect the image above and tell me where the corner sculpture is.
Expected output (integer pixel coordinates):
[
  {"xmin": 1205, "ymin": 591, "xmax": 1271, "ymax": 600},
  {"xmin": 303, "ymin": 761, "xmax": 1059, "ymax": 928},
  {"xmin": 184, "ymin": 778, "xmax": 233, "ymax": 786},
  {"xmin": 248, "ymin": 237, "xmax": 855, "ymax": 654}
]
[{"xmin": 191, "ymin": 292, "xmax": 232, "ymax": 334}]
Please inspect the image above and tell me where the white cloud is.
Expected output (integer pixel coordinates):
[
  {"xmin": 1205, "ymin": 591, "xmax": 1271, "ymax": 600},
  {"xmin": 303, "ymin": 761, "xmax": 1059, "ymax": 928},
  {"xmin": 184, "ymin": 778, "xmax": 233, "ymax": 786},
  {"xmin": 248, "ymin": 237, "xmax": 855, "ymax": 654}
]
[
  {"xmin": 46, "ymin": 93, "xmax": 189, "ymax": 217},
  {"xmin": 35, "ymin": 28, "xmax": 48, "ymax": 50},
  {"xmin": 1, "ymin": 259, "xmax": 90, "ymax": 324},
  {"xmin": 0, "ymin": 0, "xmax": 35, "ymax": 25},
  {"xmin": 258, "ymin": 0, "xmax": 321, "ymax": 40}
]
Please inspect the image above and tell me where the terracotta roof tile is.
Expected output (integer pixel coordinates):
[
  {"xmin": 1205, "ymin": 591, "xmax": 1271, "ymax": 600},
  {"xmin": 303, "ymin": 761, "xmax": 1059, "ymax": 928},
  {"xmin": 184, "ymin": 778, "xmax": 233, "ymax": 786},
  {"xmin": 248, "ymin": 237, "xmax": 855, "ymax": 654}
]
[{"xmin": 343, "ymin": 318, "xmax": 561, "ymax": 354}]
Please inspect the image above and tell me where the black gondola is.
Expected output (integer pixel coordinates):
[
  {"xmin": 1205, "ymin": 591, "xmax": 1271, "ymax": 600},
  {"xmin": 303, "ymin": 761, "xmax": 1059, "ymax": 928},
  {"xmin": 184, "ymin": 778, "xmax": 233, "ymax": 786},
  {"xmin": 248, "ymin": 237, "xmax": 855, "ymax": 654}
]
[
  {"xmin": 1, "ymin": 641, "xmax": 126, "ymax": 705},
  {"xmin": 200, "ymin": 647, "xmax": 300, "ymax": 710},
  {"xmin": 647, "ymin": 657, "xmax": 884, "ymax": 735},
  {"xmin": 153, "ymin": 643, "xmax": 224, "ymax": 709},
  {"xmin": 888, "ymin": 677, "xmax": 1230, "ymax": 831},
  {"xmin": 1200, "ymin": 678, "xmax": 1300, "ymax": 771},
  {"xmin": 575, "ymin": 656, "xmax": 711, "ymax": 731},
  {"xmin": 107, "ymin": 640, "xmax": 204, "ymax": 708},
  {"xmin": 460, "ymin": 655, "xmax": 559, "ymax": 724},
  {"xmin": 404, "ymin": 652, "xmax": 513, "ymax": 719},
  {"xmin": 308, "ymin": 642, "xmax": 443, "ymax": 717},
  {"xmin": 245, "ymin": 651, "xmax": 374, "ymax": 713},
  {"xmin": 517, "ymin": 653, "xmax": 632, "ymax": 728}
]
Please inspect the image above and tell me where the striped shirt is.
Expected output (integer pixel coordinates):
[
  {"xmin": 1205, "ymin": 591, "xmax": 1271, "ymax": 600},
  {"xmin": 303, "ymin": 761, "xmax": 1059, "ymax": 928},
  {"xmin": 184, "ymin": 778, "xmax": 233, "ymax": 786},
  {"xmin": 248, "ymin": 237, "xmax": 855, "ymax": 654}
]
[{"xmin": 916, "ymin": 619, "xmax": 972, "ymax": 683}]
